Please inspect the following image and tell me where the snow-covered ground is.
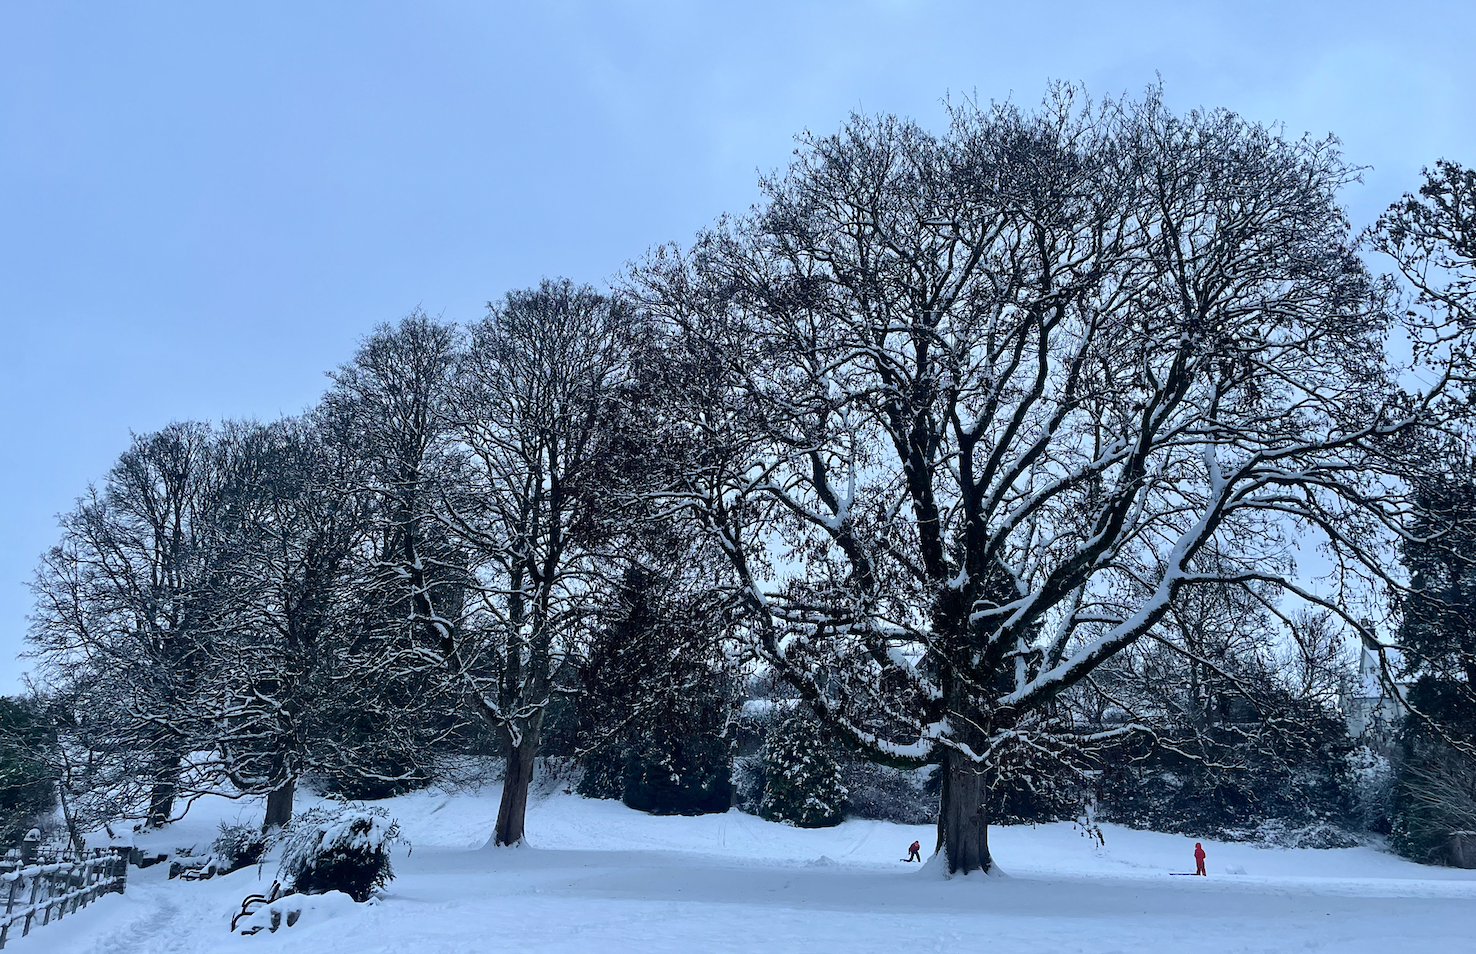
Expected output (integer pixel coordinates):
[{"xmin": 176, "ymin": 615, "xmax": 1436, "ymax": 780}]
[{"xmin": 24, "ymin": 781, "xmax": 1476, "ymax": 954}]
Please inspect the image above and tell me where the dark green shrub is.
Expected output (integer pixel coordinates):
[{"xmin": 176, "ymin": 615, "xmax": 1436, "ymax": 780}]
[
  {"xmin": 276, "ymin": 805, "xmax": 405, "ymax": 902},
  {"xmin": 840, "ymin": 760, "xmax": 934, "ymax": 825},
  {"xmin": 1389, "ymin": 721, "xmax": 1476, "ymax": 865},
  {"xmin": 622, "ymin": 730, "xmax": 733, "ymax": 815},
  {"xmin": 1094, "ymin": 702, "xmax": 1358, "ymax": 841},
  {"xmin": 575, "ymin": 741, "xmax": 626, "ymax": 800},
  {"xmin": 315, "ymin": 759, "xmax": 432, "ymax": 801},
  {"xmin": 573, "ymin": 564, "xmax": 739, "ymax": 815}
]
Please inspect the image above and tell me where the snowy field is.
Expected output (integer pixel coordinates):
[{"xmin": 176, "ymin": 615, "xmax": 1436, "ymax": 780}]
[{"xmin": 25, "ymin": 781, "xmax": 1476, "ymax": 954}]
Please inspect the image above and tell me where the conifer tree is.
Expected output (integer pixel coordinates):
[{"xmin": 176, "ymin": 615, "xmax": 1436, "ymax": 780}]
[
  {"xmin": 759, "ymin": 712, "xmax": 847, "ymax": 828},
  {"xmin": 575, "ymin": 563, "xmax": 739, "ymax": 815}
]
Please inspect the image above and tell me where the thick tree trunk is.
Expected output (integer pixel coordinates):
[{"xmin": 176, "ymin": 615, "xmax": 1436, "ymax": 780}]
[
  {"xmin": 493, "ymin": 715, "xmax": 544, "ymax": 846},
  {"xmin": 493, "ymin": 738, "xmax": 538, "ymax": 845},
  {"xmin": 263, "ymin": 778, "xmax": 296, "ymax": 831},
  {"xmin": 937, "ymin": 753, "xmax": 992, "ymax": 875},
  {"xmin": 145, "ymin": 773, "xmax": 177, "ymax": 829}
]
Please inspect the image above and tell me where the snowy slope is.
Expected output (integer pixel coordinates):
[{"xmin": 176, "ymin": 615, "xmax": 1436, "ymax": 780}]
[{"xmin": 22, "ymin": 782, "xmax": 1476, "ymax": 954}]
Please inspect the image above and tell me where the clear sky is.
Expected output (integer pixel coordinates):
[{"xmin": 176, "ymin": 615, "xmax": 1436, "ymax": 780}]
[{"xmin": 1, "ymin": 1, "xmax": 1472, "ymax": 692}]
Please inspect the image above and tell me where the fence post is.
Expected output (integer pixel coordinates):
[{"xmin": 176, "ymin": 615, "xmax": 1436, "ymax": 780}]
[
  {"xmin": 20, "ymin": 874, "xmax": 39, "ymax": 937},
  {"xmin": 0, "ymin": 875, "xmax": 18, "ymax": 949},
  {"xmin": 39, "ymin": 868, "xmax": 51, "ymax": 927},
  {"xmin": 71, "ymin": 857, "xmax": 88, "ymax": 915},
  {"xmin": 111, "ymin": 846, "xmax": 129, "ymax": 895}
]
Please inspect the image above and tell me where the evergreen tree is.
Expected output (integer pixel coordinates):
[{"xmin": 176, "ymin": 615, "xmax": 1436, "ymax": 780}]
[
  {"xmin": 0, "ymin": 697, "xmax": 56, "ymax": 843},
  {"xmin": 1395, "ymin": 458, "xmax": 1476, "ymax": 738},
  {"xmin": 1389, "ymin": 452, "xmax": 1476, "ymax": 863},
  {"xmin": 575, "ymin": 566, "xmax": 666, "ymax": 800},
  {"xmin": 575, "ymin": 563, "xmax": 738, "ymax": 815},
  {"xmin": 758, "ymin": 712, "xmax": 847, "ymax": 828},
  {"xmin": 1375, "ymin": 161, "xmax": 1476, "ymax": 863}
]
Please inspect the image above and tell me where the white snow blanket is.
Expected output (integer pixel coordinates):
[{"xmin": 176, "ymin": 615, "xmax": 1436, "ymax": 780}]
[{"xmin": 21, "ymin": 784, "xmax": 1476, "ymax": 954}]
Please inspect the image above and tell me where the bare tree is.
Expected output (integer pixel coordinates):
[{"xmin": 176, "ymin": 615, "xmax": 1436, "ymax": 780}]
[
  {"xmin": 203, "ymin": 415, "xmax": 412, "ymax": 829},
  {"xmin": 440, "ymin": 280, "xmax": 642, "ymax": 845},
  {"xmin": 28, "ymin": 423, "xmax": 221, "ymax": 827},
  {"xmin": 630, "ymin": 88, "xmax": 1470, "ymax": 874},
  {"xmin": 326, "ymin": 292, "xmax": 641, "ymax": 846},
  {"xmin": 323, "ymin": 311, "xmax": 470, "ymax": 778},
  {"xmin": 1374, "ymin": 159, "xmax": 1476, "ymax": 337}
]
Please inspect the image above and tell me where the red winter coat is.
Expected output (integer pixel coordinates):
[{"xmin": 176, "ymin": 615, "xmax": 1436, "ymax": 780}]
[
  {"xmin": 1194, "ymin": 844, "xmax": 1206, "ymax": 862},
  {"xmin": 909, "ymin": 841, "xmax": 921, "ymax": 853}
]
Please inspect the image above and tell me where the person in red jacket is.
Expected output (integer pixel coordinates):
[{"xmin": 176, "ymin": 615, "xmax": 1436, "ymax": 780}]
[
  {"xmin": 906, "ymin": 840, "xmax": 922, "ymax": 862},
  {"xmin": 1194, "ymin": 842, "xmax": 1207, "ymax": 876}
]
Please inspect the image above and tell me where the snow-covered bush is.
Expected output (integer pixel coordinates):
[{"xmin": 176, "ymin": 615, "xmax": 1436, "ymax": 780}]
[
  {"xmin": 840, "ymin": 760, "xmax": 935, "ymax": 825},
  {"xmin": 1244, "ymin": 819, "xmax": 1361, "ymax": 849},
  {"xmin": 275, "ymin": 805, "xmax": 405, "ymax": 902},
  {"xmin": 211, "ymin": 821, "xmax": 267, "ymax": 873},
  {"xmin": 758, "ymin": 713, "xmax": 847, "ymax": 828},
  {"xmin": 738, "ymin": 711, "xmax": 933, "ymax": 825},
  {"xmin": 233, "ymin": 889, "xmax": 359, "ymax": 935}
]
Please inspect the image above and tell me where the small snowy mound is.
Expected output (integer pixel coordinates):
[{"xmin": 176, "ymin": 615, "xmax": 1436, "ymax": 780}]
[
  {"xmin": 233, "ymin": 889, "xmax": 360, "ymax": 935},
  {"xmin": 917, "ymin": 848, "xmax": 1008, "ymax": 880}
]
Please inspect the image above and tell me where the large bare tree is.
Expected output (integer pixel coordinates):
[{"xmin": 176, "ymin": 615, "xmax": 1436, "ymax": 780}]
[
  {"xmin": 203, "ymin": 415, "xmax": 426, "ymax": 830},
  {"xmin": 631, "ymin": 89, "xmax": 1471, "ymax": 874}
]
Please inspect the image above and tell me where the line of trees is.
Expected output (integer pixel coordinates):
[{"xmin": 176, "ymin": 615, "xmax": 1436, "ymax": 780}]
[{"xmin": 18, "ymin": 86, "xmax": 1476, "ymax": 874}]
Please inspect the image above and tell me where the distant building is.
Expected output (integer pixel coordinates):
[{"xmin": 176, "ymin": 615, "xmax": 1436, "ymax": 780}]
[{"xmin": 1340, "ymin": 644, "xmax": 1408, "ymax": 741}]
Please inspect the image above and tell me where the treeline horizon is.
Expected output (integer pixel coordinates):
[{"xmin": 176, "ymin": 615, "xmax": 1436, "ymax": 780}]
[{"xmin": 13, "ymin": 84, "xmax": 1476, "ymax": 874}]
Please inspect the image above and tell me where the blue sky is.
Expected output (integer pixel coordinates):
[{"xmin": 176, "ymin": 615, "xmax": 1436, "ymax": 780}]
[{"xmin": 2, "ymin": 1, "xmax": 1472, "ymax": 691}]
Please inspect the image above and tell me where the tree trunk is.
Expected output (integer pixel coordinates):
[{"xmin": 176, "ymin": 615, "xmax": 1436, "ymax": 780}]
[
  {"xmin": 493, "ymin": 727, "xmax": 540, "ymax": 846},
  {"xmin": 263, "ymin": 778, "xmax": 296, "ymax": 831},
  {"xmin": 937, "ymin": 753, "xmax": 992, "ymax": 875},
  {"xmin": 145, "ymin": 773, "xmax": 177, "ymax": 829},
  {"xmin": 56, "ymin": 776, "xmax": 86, "ymax": 857}
]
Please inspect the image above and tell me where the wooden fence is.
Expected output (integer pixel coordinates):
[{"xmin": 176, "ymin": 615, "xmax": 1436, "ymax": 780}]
[{"xmin": 0, "ymin": 842, "xmax": 128, "ymax": 949}]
